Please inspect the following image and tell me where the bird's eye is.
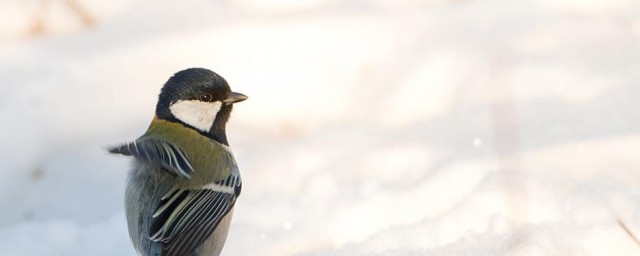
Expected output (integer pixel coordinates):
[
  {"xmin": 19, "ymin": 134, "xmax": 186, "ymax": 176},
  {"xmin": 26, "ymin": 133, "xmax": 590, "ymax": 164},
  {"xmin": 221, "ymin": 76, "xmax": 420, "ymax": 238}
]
[{"xmin": 199, "ymin": 93, "xmax": 213, "ymax": 102}]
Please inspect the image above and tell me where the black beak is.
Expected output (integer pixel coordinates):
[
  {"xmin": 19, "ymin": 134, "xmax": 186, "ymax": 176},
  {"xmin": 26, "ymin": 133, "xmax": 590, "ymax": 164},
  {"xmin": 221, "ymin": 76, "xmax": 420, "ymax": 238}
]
[{"xmin": 223, "ymin": 92, "xmax": 248, "ymax": 104}]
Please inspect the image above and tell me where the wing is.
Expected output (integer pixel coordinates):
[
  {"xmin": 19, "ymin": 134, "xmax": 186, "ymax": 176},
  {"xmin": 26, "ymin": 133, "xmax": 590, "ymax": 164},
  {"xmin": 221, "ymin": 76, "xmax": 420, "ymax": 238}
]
[
  {"xmin": 150, "ymin": 173, "xmax": 241, "ymax": 256},
  {"xmin": 108, "ymin": 138, "xmax": 194, "ymax": 178}
]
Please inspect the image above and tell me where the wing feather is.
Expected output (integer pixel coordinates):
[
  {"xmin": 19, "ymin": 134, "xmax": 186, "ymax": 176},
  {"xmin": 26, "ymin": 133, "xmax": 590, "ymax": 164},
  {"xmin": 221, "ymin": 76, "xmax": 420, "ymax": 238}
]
[
  {"xmin": 149, "ymin": 174, "xmax": 241, "ymax": 256},
  {"xmin": 166, "ymin": 193, "xmax": 229, "ymax": 255},
  {"xmin": 109, "ymin": 138, "xmax": 194, "ymax": 178},
  {"xmin": 150, "ymin": 189, "xmax": 233, "ymax": 256}
]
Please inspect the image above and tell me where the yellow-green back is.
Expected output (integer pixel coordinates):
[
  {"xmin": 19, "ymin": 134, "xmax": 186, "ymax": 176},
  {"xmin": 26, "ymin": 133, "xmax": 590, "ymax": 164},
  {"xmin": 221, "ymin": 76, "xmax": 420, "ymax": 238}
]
[{"xmin": 143, "ymin": 117, "xmax": 234, "ymax": 186}]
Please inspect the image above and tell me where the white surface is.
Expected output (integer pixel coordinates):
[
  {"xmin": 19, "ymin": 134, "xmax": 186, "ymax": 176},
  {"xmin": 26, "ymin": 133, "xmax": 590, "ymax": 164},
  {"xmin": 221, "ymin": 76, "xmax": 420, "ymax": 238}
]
[{"xmin": 1, "ymin": 0, "xmax": 640, "ymax": 255}]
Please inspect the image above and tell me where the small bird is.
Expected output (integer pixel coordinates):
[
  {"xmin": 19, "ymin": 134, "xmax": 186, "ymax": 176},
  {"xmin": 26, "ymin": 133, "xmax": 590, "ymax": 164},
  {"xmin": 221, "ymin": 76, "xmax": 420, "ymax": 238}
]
[{"xmin": 109, "ymin": 68, "xmax": 247, "ymax": 256}]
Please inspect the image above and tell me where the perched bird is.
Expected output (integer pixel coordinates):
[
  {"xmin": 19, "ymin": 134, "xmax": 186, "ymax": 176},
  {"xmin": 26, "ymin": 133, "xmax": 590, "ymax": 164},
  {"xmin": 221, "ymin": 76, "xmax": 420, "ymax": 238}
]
[{"xmin": 109, "ymin": 68, "xmax": 247, "ymax": 256}]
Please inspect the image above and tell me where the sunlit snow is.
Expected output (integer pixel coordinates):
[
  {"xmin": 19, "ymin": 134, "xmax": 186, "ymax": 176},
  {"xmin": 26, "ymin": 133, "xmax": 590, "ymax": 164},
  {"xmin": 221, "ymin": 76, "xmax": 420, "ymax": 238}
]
[{"xmin": 1, "ymin": 0, "xmax": 640, "ymax": 255}]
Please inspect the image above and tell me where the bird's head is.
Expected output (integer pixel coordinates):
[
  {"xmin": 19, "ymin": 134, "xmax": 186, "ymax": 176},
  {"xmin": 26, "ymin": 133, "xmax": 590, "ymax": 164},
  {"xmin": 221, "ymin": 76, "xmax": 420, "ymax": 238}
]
[{"xmin": 155, "ymin": 68, "xmax": 247, "ymax": 145}]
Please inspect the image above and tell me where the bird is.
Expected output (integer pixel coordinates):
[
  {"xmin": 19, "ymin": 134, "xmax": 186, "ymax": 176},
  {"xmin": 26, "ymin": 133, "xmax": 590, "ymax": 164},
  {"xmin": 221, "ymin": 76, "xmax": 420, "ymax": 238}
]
[{"xmin": 109, "ymin": 68, "xmax": 247, "ymax": 256}]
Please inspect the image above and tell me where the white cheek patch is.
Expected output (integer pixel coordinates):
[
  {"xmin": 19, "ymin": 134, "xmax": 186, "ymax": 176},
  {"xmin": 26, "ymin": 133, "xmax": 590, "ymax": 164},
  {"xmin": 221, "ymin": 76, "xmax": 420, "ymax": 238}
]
[{"xmin": 169, "ymin": 100, "xmax": 222, "ymax": 132}]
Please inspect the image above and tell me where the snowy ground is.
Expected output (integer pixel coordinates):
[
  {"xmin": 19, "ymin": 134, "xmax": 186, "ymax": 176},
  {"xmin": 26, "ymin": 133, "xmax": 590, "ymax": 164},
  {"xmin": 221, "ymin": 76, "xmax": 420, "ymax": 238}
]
[{"xmin": 1, "ymin": 0, "xmax": 640, "ymax": 255}]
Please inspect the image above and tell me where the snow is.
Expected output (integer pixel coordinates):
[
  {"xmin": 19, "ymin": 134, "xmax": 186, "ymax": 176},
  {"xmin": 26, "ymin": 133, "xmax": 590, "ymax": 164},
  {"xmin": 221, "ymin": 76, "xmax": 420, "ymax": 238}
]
[{"xmin": 1, "ymin": 0, "xmax": 640, "ymax": 255}]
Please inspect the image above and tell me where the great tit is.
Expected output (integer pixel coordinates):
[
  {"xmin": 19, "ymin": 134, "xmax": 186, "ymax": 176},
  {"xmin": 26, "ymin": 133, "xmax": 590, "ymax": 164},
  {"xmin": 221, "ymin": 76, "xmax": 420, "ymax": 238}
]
[{"xmin": 109, "ymin": 68, "xmax": 247, "ymax": 256}]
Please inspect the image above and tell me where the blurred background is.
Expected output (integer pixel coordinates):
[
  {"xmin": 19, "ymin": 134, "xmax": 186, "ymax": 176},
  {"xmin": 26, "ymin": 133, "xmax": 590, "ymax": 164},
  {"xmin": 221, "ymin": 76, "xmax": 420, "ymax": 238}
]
[{"xmin": 1, "ymin": 0, "xmax": 640, "ymax": 255}]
